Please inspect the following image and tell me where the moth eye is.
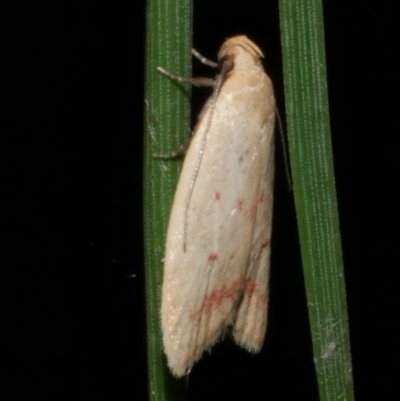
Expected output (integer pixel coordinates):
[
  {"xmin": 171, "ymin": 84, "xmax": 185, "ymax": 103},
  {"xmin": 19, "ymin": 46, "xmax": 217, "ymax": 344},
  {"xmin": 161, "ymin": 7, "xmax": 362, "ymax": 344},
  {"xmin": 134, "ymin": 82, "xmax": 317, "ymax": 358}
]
[{"xmin": 218, "ymin": 54, "xmax": 235, "ymax": 73}]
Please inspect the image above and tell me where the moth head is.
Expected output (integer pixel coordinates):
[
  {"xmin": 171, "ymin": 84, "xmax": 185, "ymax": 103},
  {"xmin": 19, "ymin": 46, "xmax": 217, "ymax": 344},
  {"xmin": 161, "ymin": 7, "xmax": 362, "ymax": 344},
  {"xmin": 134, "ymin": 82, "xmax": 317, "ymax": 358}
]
[{"xmin": 217, "ymin": 35, "xmax": 264, "ymax": 72}]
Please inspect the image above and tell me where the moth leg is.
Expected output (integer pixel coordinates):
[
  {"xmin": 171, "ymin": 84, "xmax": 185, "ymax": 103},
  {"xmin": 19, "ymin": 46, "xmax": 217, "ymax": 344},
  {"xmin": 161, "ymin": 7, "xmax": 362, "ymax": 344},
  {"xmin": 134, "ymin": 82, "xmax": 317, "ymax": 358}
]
[
  {"xmin": 153, "ymin": 135, "xmax": 192, "ymax": 159},
  {"xmin": 191, "ymin": 49, "xmax": 218, "ymax": 68},
  {"xmin": 157, "ymin": 67, "xmax": 216, "ymax": 88},
  {"xmin": 154, "ymin": 64, "xmax": 215, "ymax": 158}
]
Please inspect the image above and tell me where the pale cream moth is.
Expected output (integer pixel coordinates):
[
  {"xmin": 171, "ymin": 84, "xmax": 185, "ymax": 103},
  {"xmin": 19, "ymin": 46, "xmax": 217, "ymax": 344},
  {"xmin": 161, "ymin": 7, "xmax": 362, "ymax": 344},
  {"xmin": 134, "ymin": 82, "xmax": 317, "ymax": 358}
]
[{"xmin": 158, "ymin": 35, "xmax": 275, "ymax": 377}]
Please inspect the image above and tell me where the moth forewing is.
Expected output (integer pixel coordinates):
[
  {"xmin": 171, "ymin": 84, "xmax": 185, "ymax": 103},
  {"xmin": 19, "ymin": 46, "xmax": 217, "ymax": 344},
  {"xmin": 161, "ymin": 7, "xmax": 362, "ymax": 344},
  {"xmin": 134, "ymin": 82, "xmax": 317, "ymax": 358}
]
[{"xmin": 159, "ymin": 35, "xmax": 275, "ymax": 377}]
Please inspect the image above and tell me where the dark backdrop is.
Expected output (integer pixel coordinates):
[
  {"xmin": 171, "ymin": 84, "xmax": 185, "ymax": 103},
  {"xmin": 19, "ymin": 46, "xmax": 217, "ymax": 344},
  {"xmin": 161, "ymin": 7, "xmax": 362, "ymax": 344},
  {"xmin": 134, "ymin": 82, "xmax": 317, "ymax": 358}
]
[{"xmin": 2, "ymin": 1, "xmax": 374, "ymax": 399}]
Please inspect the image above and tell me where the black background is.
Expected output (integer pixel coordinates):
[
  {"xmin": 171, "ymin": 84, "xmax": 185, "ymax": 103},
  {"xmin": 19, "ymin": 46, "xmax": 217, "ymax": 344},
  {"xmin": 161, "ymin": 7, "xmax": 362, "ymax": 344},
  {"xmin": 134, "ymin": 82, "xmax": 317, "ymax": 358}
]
[{"xmin": 1, "ymin": 0, "xmax": 379, "ymax": 399}]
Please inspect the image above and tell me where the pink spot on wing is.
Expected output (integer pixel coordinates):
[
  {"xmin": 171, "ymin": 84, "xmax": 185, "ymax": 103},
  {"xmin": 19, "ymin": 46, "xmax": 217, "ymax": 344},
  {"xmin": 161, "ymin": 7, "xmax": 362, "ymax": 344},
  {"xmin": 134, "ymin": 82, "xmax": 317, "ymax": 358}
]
[
  {"xmin": 237, "ymin": 198, "xmax": 258, "ymax": 219},
  {"xmin": 258, "ymin": 193, "xmax": 265, "ymax": 203},
  {"xmin": 190, "ymin": 274, "xmax": 245, "ymax": 320},
  {"xmin": 244, "ymin": 278, "xmax": 267, "ymax": 307},
  {"xmin": 208, "ymin": 253, "xmax": 218, "ymax": 264},
  {"xmin": 262, "ymin": 238, "xmax": 271, "ymax": 248},
  {"xmin": 245, "ymin": 279, "xmax": 257, "ymax": 296},
  {"xmin": 215, "ymin": 191, "xmax": 221, "ymax": 200}
]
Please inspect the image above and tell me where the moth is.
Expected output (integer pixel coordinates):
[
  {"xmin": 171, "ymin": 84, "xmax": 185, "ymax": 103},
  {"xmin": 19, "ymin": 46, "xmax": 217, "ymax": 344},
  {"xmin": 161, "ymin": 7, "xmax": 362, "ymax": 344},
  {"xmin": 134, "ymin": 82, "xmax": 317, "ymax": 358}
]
[{"xmin": 158, "ymin": 35, "xmax": 275, "ymax": 377}]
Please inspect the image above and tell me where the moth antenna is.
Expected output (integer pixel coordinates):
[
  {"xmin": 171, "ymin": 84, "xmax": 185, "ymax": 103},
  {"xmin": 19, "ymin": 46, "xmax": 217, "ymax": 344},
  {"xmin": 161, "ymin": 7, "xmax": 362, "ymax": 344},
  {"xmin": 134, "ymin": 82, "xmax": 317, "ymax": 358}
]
[
  {"xmin": 275, "ymin": 106, "xmax": 292, "ymax": 191},
  {"xmin": 183, "ymin": 65, "xmax": 228, "ymax": 251}
]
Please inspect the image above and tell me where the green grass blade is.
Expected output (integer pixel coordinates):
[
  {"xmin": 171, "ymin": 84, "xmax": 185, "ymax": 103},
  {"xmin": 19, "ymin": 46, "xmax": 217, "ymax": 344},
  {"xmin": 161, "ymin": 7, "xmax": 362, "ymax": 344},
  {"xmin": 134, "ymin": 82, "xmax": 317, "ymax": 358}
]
[
  {"xmin": 278, "ymin": 1, "xmax": 355, "ymax": 399},
  {"xmin": 143, "ymin": 1, "xmax": 192, "ymax": 399}
]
